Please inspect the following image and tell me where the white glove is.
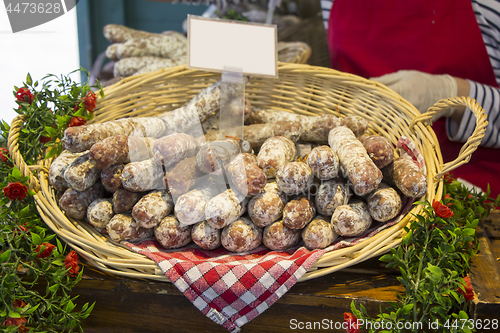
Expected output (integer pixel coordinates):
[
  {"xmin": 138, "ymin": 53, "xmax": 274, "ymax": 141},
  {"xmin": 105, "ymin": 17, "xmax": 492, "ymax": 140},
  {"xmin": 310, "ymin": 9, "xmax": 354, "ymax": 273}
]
[{"xmin": 371, "ymin": 70, "xmax": 458, "ymax": 119}]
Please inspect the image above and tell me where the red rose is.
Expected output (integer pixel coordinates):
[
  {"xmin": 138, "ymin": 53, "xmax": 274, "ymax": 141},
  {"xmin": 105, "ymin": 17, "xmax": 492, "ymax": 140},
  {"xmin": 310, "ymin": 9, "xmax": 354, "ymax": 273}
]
[
  {"xmin": 16, "ymin": 87, "xmax": 34, "ymax": 104},
  {"xmin": 83, "ymin": 92, "xmax": 97, "ymax": 113},
  {"xmin": 343, "ymin": 312, "xmax": 359, "ymax": 333},
  {"xmin": 0, "ymin": 147, "xmax": 10, "ymax": 163},
  {"xmin": 443, "ymin": 172, "xmax": 453, "ymax": 184},
  {"xmin": 68, "ymin": 116, "xmax": 87, "ymax": 127},
  {"xmin": 13, "ymin": 300, "xmax": 27, "ymax": 308},
  {"xmin": 35, "ymin": 243, "xmax": 55, "ymax": 258},
  {"xmin": 64, "ymin": 250, "xmax": 80, "ymax": 277},
  {"xmin": 432, "ymin": 199, "xmax": 454, "ymax": 218},
  {"xmin": 2, "ymin": 316, "xmax": 28, "ymax": 332},
  {"xmin": 3, "ymin": 182, "xmax": 28, "ymax": 201},
  {"xmin": 457, "ymin": 276, "xmax": 474, "ymax": 301},
  {"xmin": 40, "ymin": 136, "xmax": 51, "ymax": 144}
]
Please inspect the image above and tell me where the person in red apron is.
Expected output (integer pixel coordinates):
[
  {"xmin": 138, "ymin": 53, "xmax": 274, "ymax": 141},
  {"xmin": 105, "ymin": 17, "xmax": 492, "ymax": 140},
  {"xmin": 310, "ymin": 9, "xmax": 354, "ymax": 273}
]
[{"xmin": 326, "ymin": 0, "xmax": 500, "ymax": 199}]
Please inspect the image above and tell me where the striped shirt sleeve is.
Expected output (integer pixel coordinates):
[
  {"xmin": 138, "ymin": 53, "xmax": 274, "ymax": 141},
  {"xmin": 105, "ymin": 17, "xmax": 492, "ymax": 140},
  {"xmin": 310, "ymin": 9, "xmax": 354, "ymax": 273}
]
[
  {"xmin": 447, "ymin": 0, "xmax": 500, "ymax": 148},
  {"xmin": 320, "ymin": 0, "xmax": 334, "ymax": 30}
]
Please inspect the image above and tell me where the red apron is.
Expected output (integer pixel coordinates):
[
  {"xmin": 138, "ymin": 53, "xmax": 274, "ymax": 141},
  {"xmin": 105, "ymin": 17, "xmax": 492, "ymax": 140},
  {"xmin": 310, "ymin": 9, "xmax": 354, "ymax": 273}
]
[{"xmin": 328, "ymin": 0, "xmax": 500, "ymax": 198}]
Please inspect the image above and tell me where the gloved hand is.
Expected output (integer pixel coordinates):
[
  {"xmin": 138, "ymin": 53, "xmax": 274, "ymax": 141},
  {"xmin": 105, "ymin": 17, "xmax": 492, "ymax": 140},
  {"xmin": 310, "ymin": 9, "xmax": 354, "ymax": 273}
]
[{"xmin": 371, "ymin": 70, "xmax": 458, "ymax": 119}]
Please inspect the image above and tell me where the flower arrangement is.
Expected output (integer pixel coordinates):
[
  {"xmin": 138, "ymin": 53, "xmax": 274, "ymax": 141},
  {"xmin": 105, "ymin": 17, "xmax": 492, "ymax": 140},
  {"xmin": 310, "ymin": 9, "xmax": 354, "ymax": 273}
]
[
  {"xmin": 0, "ymin": 70, "xmax": 102, "ymax": 332},
  {"xmin": 343, "ymin": 174, "xmax": 499, "ymax": 333}
]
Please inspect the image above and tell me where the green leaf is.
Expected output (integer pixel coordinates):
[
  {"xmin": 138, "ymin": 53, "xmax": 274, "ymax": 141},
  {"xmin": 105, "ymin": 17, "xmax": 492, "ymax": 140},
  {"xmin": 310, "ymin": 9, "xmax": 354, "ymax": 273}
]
[
  {"xmin": 401, "ymin": 303, "xmax": 413, "ymax": 314},
  {"xmin": 0, "ymin": 250, "xmax": 12, "ymax": 263},
  {"xmin": 11, "ymin": 166, "xmax": 23, "ymax": 179},
  {"xmin": 26, "ymin": 73, "xmax": 32, "ymax": 86},
  {"xmin": 379, "ymin": 253, "xmax": 393, "ymax": 262},
  {"xmin": 48, "ymin": 284, "xmax": 60, "ymax": 293},
  {"xmin": 8, "ymin": 310, "xmax": 21, "ymax": 319},
  {"xmin": 462, "ymin": 228, "xmax": 476, "ymax": 236},
  {"xmin": 31, "ymin": 232, "xmax": 42, "ymax": 246},
  {"xmin": 22, "ymin": 303, "xmax": 40, "ymax": 315}
]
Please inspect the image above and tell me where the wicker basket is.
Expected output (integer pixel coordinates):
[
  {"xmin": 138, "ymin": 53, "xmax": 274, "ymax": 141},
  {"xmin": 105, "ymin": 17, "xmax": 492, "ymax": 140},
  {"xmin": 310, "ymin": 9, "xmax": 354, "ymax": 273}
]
[{"xmin": 8, "ymin": 63, "xmax": 487, "ymax": 282}]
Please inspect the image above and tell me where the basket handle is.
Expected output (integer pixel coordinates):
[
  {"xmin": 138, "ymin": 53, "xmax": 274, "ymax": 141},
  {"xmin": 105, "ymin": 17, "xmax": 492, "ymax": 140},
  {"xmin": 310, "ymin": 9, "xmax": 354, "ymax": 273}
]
[
  {"xmin": 410, "ymin": 96, "xmax": 488, "ymax": 181},
  {"xmin": 7, "ymin": 114, "xmax": 42, "ymax": 192}
]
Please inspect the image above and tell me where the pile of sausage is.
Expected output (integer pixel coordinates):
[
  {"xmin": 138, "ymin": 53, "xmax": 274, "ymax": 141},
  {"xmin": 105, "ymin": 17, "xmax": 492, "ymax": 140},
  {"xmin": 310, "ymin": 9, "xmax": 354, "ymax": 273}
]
[
  {"xmin": 103, "ymin": 24, "xmax": 188, "ymax": 78},
  {"xmin": 50, "ymin": 79, "xmax": 428, "ymax": 253}
]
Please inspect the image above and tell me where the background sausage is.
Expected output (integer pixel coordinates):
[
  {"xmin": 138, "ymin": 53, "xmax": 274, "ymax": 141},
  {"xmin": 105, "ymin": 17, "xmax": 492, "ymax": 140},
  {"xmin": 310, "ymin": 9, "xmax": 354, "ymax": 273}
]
[
  {"xmin": 132, "ymin": 190, "xmax": 174, "ymax": 228},
  {"xmin": 366, "ymin": 183, "xmax": 402, "ymax": 222},
  {"xmin": 257, "ymin": 136, "xmax": 296, "ymax": 178},
  {"xmin": 247, "ymin": 183, "xmax": 287, "ymax": 228},
  {"xmin": 282, "ymin": 195, "xmax": 316, "ymax": 230},
  {"xmin": 275, "ymin": 162, "xmax": 314, "ymax": 196},
  {"xmin": 263, "ymin": 220, "xmax": 301, "ymax": 251},
  {"xmin": 328, "ymin": 126, "xmax": 382, "ymax": 196},
  {"xmin": 221, "ymin": 217, "xmax": 262, "ymax": 252},
  {"xmin": 302, "ymin": 216, "xmax": 338, "ymax": 250},
  {"xmin": 154, "ymin": 215, "xmax": 192, "ymax": 249},
  {"xmin": 331, "ymin": 200, "xmax": 372, "ymax": 237}
]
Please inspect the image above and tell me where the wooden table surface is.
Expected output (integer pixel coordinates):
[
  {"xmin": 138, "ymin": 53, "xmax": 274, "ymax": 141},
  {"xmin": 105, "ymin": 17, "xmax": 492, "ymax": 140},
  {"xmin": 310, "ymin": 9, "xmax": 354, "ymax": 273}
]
[{"xmin": 71, "ymin": 212, "xmax": 500, "ymax": 333}]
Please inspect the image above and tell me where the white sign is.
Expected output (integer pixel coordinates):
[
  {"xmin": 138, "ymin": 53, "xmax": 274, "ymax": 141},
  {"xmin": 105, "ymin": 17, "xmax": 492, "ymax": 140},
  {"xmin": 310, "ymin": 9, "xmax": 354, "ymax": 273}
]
[{"xmin": 187, "ymin": 15, "xmax": 278, "ymax": 78}]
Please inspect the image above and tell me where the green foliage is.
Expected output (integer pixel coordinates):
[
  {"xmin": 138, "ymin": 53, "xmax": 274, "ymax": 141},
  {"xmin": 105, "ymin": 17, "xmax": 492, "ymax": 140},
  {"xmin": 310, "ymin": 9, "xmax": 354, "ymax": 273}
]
[
  {"xmin": 0, "ymin": 70, "xmax": 102, "ymax": 332},
  {"xmin": 14, "ymin": 69, "xmax": 102, "ymax": 163},
  {"xmin": 351, "ymin": 177, "xmax": 499, "ymax": 333}
]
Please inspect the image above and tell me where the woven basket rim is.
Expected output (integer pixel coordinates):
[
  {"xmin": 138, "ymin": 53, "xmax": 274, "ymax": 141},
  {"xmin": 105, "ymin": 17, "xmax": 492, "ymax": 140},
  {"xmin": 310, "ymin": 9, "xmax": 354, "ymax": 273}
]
[{"xmin": 7, "ymin": 63, "xmax": 487, "ymax": 282}]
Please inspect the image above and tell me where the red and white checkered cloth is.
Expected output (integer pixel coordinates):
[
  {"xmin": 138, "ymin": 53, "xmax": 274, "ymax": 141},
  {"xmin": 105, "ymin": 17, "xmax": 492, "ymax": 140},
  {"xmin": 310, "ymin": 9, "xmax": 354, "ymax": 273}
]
[
  {"xmin": 126, "ymin": 241, "xmax": 326, "ymax": 332},
  {"xmin": 124, "ymin": 198, "xmax": 413, "ymax": 332},
  {"xmin": 125, "ymin": 137, "xmax": 422, "ymax": 332}
]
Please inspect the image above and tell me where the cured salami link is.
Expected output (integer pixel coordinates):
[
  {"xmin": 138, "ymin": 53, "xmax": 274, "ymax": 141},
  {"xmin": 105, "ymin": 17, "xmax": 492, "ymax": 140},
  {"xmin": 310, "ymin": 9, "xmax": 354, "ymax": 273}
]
[
  {"xmin": 305, "ymin": 145, "xmax": 339, "ymax": 180},
  {"xmin": 87, "ymin": 198, "xmax": 114, "ymax": 228},
  {"xmin": 101, "ymin": 164, "xmax": 124, "ymax": 193},
  {"xmin": 328, "ymin": 126, "xmax": 382, "ymax": 196},
  {"xmin": 275, "ymin": 162, "xmax": 314, "ymax": 196},
  {"xmin": 248, "ymin": 183, "xmax": 287, "ymax": 228},
  {"xmin": 48, "ymin": 150, "xmax": 85, "ymax": 192},
  {"xmin": 331, "ymin": 200, "xmax": 372, "ymax": 237},
  {"xmin": 174, "ymin": 183, "xmax": 221, "ymax": 226},
  {"xmin": 248, "ymin": 109, "xmax": 368, "ymax": 142},
  {"xmin": 89, "ymin": 135, "xmax": 156, "ymax": 169},
  {"xmin": 221, "ymin": 217, "xmax": 263, "ymax": 253},
  {"xmin": 315, "ymin": 179, "xmax": 350, "ymax": 216},
  {"xmin": 282, "ymin": 195, "xmax": 316, "ymax": 230},
  {"xmin": 113, "ymin": 35, "xmax": 187, "ymax": 60},
  {"xmin": 153, "ymin": 132, "xmax": 198, "ymax": 168},
  {"xmin": 112, "ymin": 188, "xmax": 143, "ymax": 214},
  {"xmin": 360, "ymin": 135, "xmax": 395, "ymax": 169},
  {"xmin": 226, "ymin": 153, "xmax": 267, "ymax": 197},
  {"xmin": 63, "ymin": 152, "xmax": 100, "ymax": 192},
  {"xmin": 103, "ymin": 24, "xmax": 156, "ymax": 43},
  {"xmin": 191, "ymin": 221, "xmax": 221, "ymax": 250},
  {"xmin": 257, "ymin": 136, "xmax": 297, "ymax": 179},
  {"xmin": 106, "ymin": 214, "xmax": 154, "ymax": 242},
  {"xmin": 58, "ymin": 182, "xmax": 105, "ymax": 220},
  {"xmin": 157, "ymin": 79, "xmax": 243, "ymax": 134},
  {"xmin": 383, "ymin": 157, "xmax": 428, "ymax": 198},
  {"xmin": 196, "ymin": 138, "xmax": 241, "ymax": 174},
  {"xmin": 132, "ymin": 190, "xmax": 174, "ymax": 229},
  {"xmin": 243, "ymin": 121, "xmax": 302, "ymax": 149},
  {"xmin": 302, "ymin": 216, "xmax": 338, "ymax": 250},
  {"xmin": 205, "ymin": 189, "xmax": 248, "ymax": 229},
  {"xmin": 154, "ymin": 215, "xmax": 192, "ymax": 249},
  {"xmin": 263, "ymin": 220, "xmax": 301, "ymax": 251},
  {"xmin": 163, "ymin": 156, "xmax": 200, "ymax": 198},
  {"xmin": 121, "ymin": 158, "xmax": 165, "ymax": 192},
  {"xmin": 62, "ymin": 117, "xmax": 168, "ymax": 153},
  {"xmin": 366, "ymin": 183, "xmax": 402, "ymax": 222}
]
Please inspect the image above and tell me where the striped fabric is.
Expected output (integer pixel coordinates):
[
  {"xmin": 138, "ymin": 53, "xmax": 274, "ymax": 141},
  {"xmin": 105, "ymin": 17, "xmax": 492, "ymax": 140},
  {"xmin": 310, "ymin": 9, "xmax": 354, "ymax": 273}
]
[{"xmin": 321, "ymin": 0, "xmax": 500, "ymax": 148}]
